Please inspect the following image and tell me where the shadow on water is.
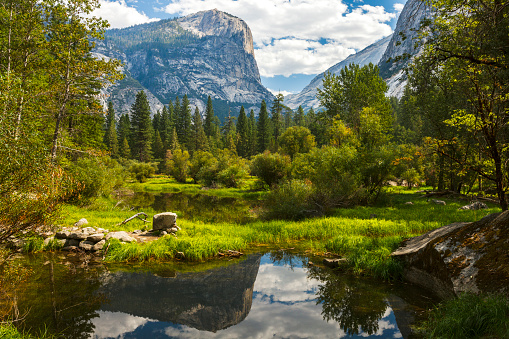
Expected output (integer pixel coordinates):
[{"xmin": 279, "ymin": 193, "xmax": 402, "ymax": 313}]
[
  {"xmin": 126, "ymin": 192, "xmax": 256, "ymax": 223},
  {"xmin": 4, "ymin": 252, "xmax": 436, "ymax": 338}
]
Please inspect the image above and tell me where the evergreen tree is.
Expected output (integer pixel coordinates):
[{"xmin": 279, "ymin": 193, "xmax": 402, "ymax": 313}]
[
  {"xmin": 105, "ymin": 116, "xmax": 118, "ymax": 157},
  {"xmin": 130, "ymin": 91, "xmax": 152, "ymax": 162},
  {"xmin": 294, "ymin": 105, "xmax": 306, "ymax": 127},
  {"xmin": 192, "ymin": 107, "xmax": 209, "ymax": 152},
  {"xmin": 222, "ymin": 108, "xmax": 236, "ymax": 151},
  {"xmin": 152, "ymin": 130, "xmax": 164, "ymax": 159},
  {"xmin": 204, "ymin": 96, "xmax": 215, "ymax": 137},
  {"xmin": 117, "ymin": 113, "xmax": 131, "ymax": 150},
  {"xmin": 284, "ymin": 106, "xmax": 294, "ymax": 130},
  {"xmin": 160, "ymin": 105, "xmax": 170, "ymax": 145},
  {"xmin": 270, "ymin": 94, "xmax": 284, "ymax": 151},
  {"xmin": 257, "ymin": 100, "xmax": 271, "ymax": 153},
  {"xmin": 119, "ymin": 137, "xmax": 131, "ymax": 159},
  {"xmin": 103, "ymin": 101, "xmax": 115, "ymax": 147},
  {"xmin": 248, "ymin": 109, "xmax": 257, "ymax": 157},
  {"xmin": 176, "ymin": 95, "xmax": 192, "ymax": 149},
  {"xmin": 236, "ymin": 106, "xmax": 249, "ymax": 157}
]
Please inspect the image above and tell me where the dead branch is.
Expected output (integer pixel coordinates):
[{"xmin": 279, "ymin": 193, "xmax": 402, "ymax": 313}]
[{"xmin": 117, "ymin": 212, "xmax": 148, "ymax": 226}]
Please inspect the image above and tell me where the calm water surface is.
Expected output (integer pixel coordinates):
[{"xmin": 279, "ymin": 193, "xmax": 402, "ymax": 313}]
[{"xmin": 9, "ymin": 252, "xmax": 435, "ymax": 339}]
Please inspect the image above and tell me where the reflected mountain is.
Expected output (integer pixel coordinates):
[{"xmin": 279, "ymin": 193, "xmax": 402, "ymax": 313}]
[{"xmin": 99, "ymin": 254, "xmax": 262, "ymax": 332}]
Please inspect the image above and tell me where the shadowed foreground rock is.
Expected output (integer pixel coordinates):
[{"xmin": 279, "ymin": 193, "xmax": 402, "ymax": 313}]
[{"xmin": 392, "ymin": 212, "xmax": 509, "ymax": 299}]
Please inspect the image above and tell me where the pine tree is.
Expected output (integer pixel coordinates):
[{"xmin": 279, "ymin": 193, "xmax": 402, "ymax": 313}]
[
  {"xmin": 248, "ymin": 109, "xmax": 257, "ymax": 157},
  {"xmin": 117, "ymin": 113, "xmax": 131, "ymax": 150},
  {"xmin": 192, "ymin": 107, "xmax": 209, "ymax": 152},
  {"xmin": 168, "ymin": 127, "xmax": 180, "ymax": 151},
  {"xmin": 160, "ymin": 105, "xmax": 170, "ymax": 145},
  {"xmin": 130, "ymin": 91, "xmax": 152, "ymax": 162},
  {"xmin": 294, "ymin": 105, "xmax": 306, "ymax": 127},
  {"xmin": 257, "ymin": 100, "xmax": 271, "ymax": 153},
  {"xmin": 204, "ymin": 96, "xmax": 215, "ymax": 137},
  {"xmin": 119, "ymin": 137, "xmax": 131, "ymax": 159},
  {"xmin": 270, "ymin": 94, "xmax": 284, "ymax": 151},
  {"xmin": 176, "ymin": 95, "xmax": 192, "ymax": 149},
  {"xmin": 236, "ymin": 106, "xmax": 249, "ymax": 157},
  {"xmin": 153, "ymin": 130, "xmax": 164, "ymax": 159},
  {"xmin": 106, "ymin": 118, "xmax": 118, "ymax": 157}
]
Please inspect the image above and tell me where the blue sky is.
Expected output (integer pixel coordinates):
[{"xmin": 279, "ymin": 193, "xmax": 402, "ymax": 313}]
[{"xmin": 93, "ymin": 0, "xmax": 407, "ymax": 95}]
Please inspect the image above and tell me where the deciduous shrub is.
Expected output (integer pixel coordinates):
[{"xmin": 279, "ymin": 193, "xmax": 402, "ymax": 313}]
[
  {"xmin": 263, "ymin": 179, "xmax": 314, "ymax": 220},
  {"xmin": 128, "ymin": 161, "xmax": 157, "ymax": 183},
  {"xmin": 250, "ymin": 151, "xmax": 291, "ymax": 187}
]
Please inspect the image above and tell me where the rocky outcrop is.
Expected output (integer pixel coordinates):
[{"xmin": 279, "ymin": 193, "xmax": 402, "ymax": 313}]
[
  {"xmin": 152, "ymin": 212, "xmax": 178, "ymax": 231},
  {"xmin": 392, "ymin": 212, "xmax": 509, "ymax": 299},
  {"xmin": 286, "ymin": 35, "xmax": 392, "ymax": 110},
  {"xmin": 97, "ymin": 9, "xmax": 273, "ymax": 119}
]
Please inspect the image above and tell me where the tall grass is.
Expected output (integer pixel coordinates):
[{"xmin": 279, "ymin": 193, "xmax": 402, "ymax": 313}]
[
  {"xmin": 0, "ymin": 323, "xmax": 56, "ymax": 339},
  {"xmin": 60, "ymin": 181, "xmax": 500, "ymax": 280},
  {"xmin": 423, "ymin": 293, "xmax": 509, "ymax": 338}
]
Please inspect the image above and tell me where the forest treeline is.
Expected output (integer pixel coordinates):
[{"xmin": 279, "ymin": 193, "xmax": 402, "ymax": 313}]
[{"xmin": 1, "ymin": 0, "xmax": 508, "ymax": 240}]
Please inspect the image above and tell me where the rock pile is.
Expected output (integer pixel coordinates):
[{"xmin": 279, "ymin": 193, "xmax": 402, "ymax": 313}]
[{"xmin": 52, "ymin": 226, "xmax": 110, "ymax": 252}]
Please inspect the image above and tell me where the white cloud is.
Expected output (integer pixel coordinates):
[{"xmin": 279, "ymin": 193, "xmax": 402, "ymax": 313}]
[
  {"xmin": 92, "ymin": 0, "xmax": 159, "ymax": 29},
  {"xmin": 268, "ymin": 89, "xmax": 295, "ymax": 97},
  {"xmin": 393, "ymin": 3, "xmax": 405, "ymax": 12},
  {"xmin": 162, "ymin": 0, "xmax": 396, "ymax": 77}
]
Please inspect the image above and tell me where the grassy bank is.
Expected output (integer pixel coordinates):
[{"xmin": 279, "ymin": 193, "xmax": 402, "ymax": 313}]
[{"xmin": 51, "ymin": 179, "xmax": 499, "ymax": 280}]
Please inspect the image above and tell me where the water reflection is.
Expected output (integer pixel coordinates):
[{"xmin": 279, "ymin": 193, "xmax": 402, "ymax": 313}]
[
  {"xmin": 6, "ymin": 253, "xmax": 433, "ymax": 338},
  {"xmin": 126, "ymin": 192, "xmax": 255, "ymax": 223}
]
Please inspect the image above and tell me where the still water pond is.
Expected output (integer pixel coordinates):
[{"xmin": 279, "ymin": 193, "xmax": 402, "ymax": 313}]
[
  {"xmin": 126, "ymin": 192, "xmax": 257, "ymax": 223},
  {"xmin": 9, "ymin": 252, "xmax": 435, "ymax": 338}
]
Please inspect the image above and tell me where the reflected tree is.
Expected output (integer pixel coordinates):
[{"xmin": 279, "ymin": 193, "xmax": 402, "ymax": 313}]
[{"xmin": 308, "ymin": 266, "xmax": 388, "ymax": 335}]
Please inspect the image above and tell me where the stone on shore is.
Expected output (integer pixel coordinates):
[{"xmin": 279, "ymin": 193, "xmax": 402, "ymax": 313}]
[
  {"xmin": 153, "ymin": 212, "xmax": 178, "ymax": 231},
  {"xmin": 74, "ymin": 218, "xmax": 88, "ymax": 227},
  {"xmin": 459, "ymin": 201, "xmax": 488, "ymax": 210},
  {"xmin": 105, "ymin": 231, "xmax": 136, "ymax": 243},
  {"xmin": 392, "ymin": 211, "xmax": 509, "ymax": 299}
]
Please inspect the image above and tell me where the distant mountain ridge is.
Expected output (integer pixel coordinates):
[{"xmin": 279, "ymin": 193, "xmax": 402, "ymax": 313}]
[
  {"xmin": 96, "ymin": 9, "xmax": 274, "ymax": 120},
  {"xmin": 287, "ymin": 0, "xmax": 429, "ymax": 109}
]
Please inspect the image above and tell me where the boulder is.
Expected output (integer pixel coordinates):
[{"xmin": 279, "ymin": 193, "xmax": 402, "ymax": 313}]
[
  {"xmin": 65, "ymin": 239, "xmax": 81, "ymax": 247},
  {"xmin": 87, "ymin": 233, "xmax": 104, "ymax": 243},
  {"xmin": 392, "ymin": 212, "xmax": 509, "ymax": 299},
  {"xmin": 153, "ymin": 212, "xmax": 178, "ymax": 231},
  {"xmin": 69, "ymin": 232, "xmax": 89, "ymax": 240},
  {"xmin": 83, "ymin": 227, "xmax": 96, "ymax": 234},
  {"xmin": 459, "ymin": 201, "xmax": 488, "ymax": 211},
  {"xmin": 74, "ymin": 218, "xmax": 88, "ymax": 227},
  {"xmin": 55, "ymin": 231, "xmax": 70, "ymax": 239},
  {"xmin": 431, "ymin": 199, "xmax": 446, "ymax": 205},
  {"xmin": 79, "ymin": 241, "xmax": 95, "ymax": 251},
  {"xmin": 93, "ymin": 240, "xmax": 106, "ymax": 251},
  {"xmin": 404, "ymin": 202, "xmax": 414, "ymax": 205},
  {"xmin": 105, "ymin": 231, "xmax": 136, "ymax": 243}
]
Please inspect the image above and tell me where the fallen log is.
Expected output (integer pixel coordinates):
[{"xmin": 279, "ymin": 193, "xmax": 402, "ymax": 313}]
[{"xmin": 117, "ymin": 212, "xmax": 149, "ymax": 226}]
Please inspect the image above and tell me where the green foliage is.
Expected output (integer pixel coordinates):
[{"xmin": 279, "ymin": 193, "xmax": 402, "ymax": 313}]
[
  {"xmin": 166, "ymin": 148, "xmax": 190, "ymax": 183},
  {"xmin": 130, "ymin": 91, "xmax": 153, "ymax": 162},
  {"xmin": 250, "ymin": 151, "xmax": 291, "ymax": 187},
  {"xmin": 191, "ymin": 149, "xmax": 249, "ymax": 188},
  {"xmin": 22, "ymin": 237, "xmax": 44, "ymax": 253},
  {"xmin": 257, "ymin": 100, "xmax": 271, "ymax": 153},
  {"xmin": 128, "ymin": 161, "xmax": 157, "ymax": 183},
  {"xmin": 279, "ymin": 126, "xmax": 316, "ymax": 158},
  {"xmin": 263, "ymin": 179, "xmax": 314, "ymax": 220},
  {"xmin": 66, "ymin": 157, "xmax": 125, "ymax": 204},
  {"xmin": 423, "ymin": 293, "xmax": 509, "ymax": 339}
]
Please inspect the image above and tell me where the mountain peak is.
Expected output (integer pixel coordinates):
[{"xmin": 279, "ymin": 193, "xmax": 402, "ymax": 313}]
[{"xmin": 177, "ymin": 9, "xmax": 255, "ymax": 56}]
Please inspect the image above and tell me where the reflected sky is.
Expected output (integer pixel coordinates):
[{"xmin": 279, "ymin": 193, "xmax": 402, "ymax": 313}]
[{"xmin": 91, "ymin": 254, "xmax": 406, "ymax": 339}]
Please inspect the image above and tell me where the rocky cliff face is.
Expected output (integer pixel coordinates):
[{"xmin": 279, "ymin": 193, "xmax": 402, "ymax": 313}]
[
  {"xmin": 378, "ymin": 0, "xmax": 431, "ymax": 98},
  {"xmin": 286, "ymin": 35, "xmax": 392, "ymax": 110},
  {"xmin": 97, "ymin": 9, "xmax": 273, "ymax": 119}
]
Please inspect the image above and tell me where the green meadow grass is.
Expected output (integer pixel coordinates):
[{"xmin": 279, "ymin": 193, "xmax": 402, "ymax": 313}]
[{"xmin": 56, "ymin": 180, "xmax": 500, "ymax": 280}]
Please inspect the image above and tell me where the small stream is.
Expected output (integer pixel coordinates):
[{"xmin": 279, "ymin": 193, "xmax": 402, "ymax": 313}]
[{"xmin": 6, "ymin": 252, "xmax": 436, "ymax": 338}]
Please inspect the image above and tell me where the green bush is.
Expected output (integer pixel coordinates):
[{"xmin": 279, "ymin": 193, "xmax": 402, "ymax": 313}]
[
  {"xmin": 190, "ymin": 149, "xmax": 249, "ymax": 188},
  {"xmin": 424, "ymin": 293, "xmax": 509, "ymax": 339},
  {"xmin": 166, "ymin": 148, "xmax": 190, "ymax": 183},
  {"xmin": 250, "ymin": 151, "xmax": 291, "ymax": 187},
  {"xmin": 128, "ymin": 161, "xmax": 156, "ymax": 183},
  {"xmin": 66, "ymin": 157, "xmax": 125, "ymax": 204},
  {"xmin": 263, "ymin": 179, "xmax": 314, "ymax": 220}
]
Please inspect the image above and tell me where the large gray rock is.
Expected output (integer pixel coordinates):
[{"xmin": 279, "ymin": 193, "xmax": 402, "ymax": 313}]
[
  {"xmin": 105, "ymin": 231, "xmax": 136, "ymax": 243},
  {"xmin": 392, "ymin": 212, "xmax": 509, "ymax": 299},
  {"xmin": 153, "ymin": 213, "xmax": 178, "ymax": 231},
  {"xmin": 87, "ymin": 233, "xmax": 104, "ymax": 243},
  {"xmin": 459, "ymin": 201, "xmax": 488, "ymax": 210}
]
